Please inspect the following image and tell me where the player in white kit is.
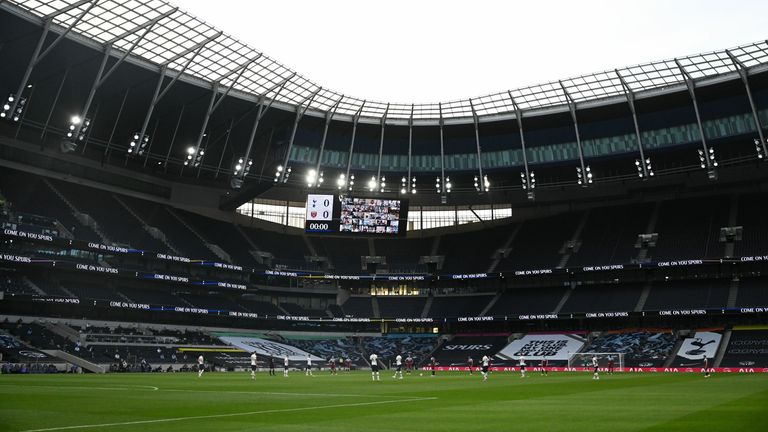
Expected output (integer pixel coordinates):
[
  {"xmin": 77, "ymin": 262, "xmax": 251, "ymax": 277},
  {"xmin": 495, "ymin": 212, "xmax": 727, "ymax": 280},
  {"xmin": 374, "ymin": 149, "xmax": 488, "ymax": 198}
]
[
  {"xmin": 392, "ymin": 354, "xmax": 403, "ymax": 380},
  {"xmin": 592, "ymin": 356, "xmax": 600, "ymax": 380},
  {"xmin": 250, "ymin": 352, "xmax": 258, "ymax": 379},
  {"xmin": 370, "ymin": 353, "xmax": 380, "ymax": 381},
  {"xmin": 481, "ymin": 355, "xmax": 490, "ymax": 381},
  {"xmin": 519, "ymin": 356, "xmax": 527, "ymax": 378},
  {"xmin": 306, "ymin": 354, "xmax": 313, "ymax": 376},
  {"xmin": 197, "ymin": 355, "xmax": 205, "ymax": 378},
  {"xmin": 283, "ymin": 355, "xmax": 289, "ymax": 377}
]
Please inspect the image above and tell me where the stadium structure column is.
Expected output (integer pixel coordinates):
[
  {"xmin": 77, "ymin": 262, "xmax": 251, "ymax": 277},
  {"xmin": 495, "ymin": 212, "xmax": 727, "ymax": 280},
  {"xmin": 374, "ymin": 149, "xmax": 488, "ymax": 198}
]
[
  {"xmin": 40, "ymin": 68, "xmax": 69, "ymax": 146},
  {"xmin": 344, "ymin": 101, "xmax": 368, "ymax": 185},
  {"xmin": 163, "ymin": 104, "xmax": 185, "ymax": 172},
  {"xmin": 559, "ymin": 81, "xmax": 588, "ymax": 183},
  {"xmin": 408, "ymin": 104, "xmax": 414, "ymax": 193},
  {"xmin": 140, "ymin": 32, "xmax": 223, "ymax": 167},
  {"xmin": 190, "ymin": 56, "xmax": 259, "ymax": 163},
  {"xmin": 70, "ymin": 8, "xmax": 178, "ymax": 150},
  {"xmin": 675, "ymin": 59, "xmax": 714, "ymax": 176},
  {"xmin": 469, "ymin": 98, "xmax": 486, "ymax": 193},
  {"xmin": 375, "ymin": 103, "xmax": 390, "ymax": 189},
  {"xmin": 214, "ymin": 119, "xmax": 235, "ymax": 178},
  {"xmin": 726, "ymin": 50, "xmax": 768, "ymax": 157},
  {"xmin": 508, "ymin": 92, "xmax": 534, "ymax": 200},
  {"xmin": 102, "ymin": 88, "xmax": 128, "ymax": 163},
  {"xmin": 280, "ymin": 86, "xmax": 323, "ymax": 182},
  {"xmin": 8, "ymin": 0, "xmax": 99, "ymax": 116},
  {"xmin": 314, "ymin": 95, "xmax": 344, "ymax": 177},
  {"xmin": 240, "ymin": 74, "xmax": 295, "ymax": 182},
  {"xmin": 439, "ymin": 103, "xmax": 446, "ymax": 199},
  {"xmin": 616, "ymin": 70, "xmax": 649, "ymax": 178}
]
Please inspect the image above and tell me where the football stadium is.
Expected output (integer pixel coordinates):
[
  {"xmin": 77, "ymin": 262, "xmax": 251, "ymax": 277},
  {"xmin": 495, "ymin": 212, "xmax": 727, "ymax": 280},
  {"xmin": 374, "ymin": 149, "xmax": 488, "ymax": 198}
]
[{"xmin": 1, "ymin": 0, "xmax": 768, "ymax": 430}]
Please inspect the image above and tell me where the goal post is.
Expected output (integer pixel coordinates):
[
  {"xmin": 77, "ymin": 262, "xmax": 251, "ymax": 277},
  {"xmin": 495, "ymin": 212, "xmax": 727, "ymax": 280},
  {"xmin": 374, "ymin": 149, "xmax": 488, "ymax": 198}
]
[{"xmin": 567, "ymin": 352, "xmax": 624, "ymax": 372}]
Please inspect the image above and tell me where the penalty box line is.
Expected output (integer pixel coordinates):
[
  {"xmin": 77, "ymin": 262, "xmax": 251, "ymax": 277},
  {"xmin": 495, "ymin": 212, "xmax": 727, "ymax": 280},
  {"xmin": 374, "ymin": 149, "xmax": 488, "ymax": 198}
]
[{"xmin": 20, "ymin": 397, "xmax": 439, "ymax": 432}]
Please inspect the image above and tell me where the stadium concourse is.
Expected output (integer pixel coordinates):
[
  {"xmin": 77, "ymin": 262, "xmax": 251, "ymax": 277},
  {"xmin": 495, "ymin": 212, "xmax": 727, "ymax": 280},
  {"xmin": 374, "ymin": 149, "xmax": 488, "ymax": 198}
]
[{"xmin": 1, "ymin": 0, "xmax": 768, "ymax": 430}]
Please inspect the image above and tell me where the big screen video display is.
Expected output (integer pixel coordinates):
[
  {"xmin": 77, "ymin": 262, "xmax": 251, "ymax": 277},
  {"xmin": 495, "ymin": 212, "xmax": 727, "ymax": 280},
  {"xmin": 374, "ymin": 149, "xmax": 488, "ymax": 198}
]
[{"xmin": 339, "ymin": 197, "xmax": 408, "ymax": 236}]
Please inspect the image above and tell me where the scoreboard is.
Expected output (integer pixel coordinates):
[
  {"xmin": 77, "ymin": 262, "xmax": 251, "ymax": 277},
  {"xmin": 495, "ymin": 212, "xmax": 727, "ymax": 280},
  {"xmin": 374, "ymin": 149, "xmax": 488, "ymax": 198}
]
[
  {"xmin": 305, "ymin": 194, "xmax": 339, "ymax": 233},
  {"xmin": 304, "ymin": 194, "xmax": 408, "ymax": 236}
]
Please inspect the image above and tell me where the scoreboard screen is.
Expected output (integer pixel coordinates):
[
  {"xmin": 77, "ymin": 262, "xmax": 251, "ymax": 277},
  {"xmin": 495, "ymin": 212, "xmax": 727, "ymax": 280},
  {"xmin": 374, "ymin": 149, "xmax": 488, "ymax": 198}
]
[{"xmin": 304, "ymin": 194, "xmax": 408, "ymax": 236}]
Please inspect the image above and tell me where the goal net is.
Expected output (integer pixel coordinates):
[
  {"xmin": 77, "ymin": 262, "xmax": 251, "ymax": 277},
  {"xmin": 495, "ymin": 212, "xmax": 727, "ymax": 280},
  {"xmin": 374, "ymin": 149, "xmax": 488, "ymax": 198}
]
[{"xmin": 567, "ymin": 352, "xmax": 624, "ymax": 372}]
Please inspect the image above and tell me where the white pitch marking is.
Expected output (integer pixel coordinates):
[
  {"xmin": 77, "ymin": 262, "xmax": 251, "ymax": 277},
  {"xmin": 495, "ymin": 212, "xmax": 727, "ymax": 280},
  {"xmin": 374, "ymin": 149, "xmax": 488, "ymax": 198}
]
[
  {"xmin": 20, "ymin": 397, "xmax": 439, "ymax": 432},
  {"xmin": 159, "ymin": 388, "xmax": 429, "ymax": 399},
  {"xmin": 0, "ymin": 384, "xmax": 158, "ymax": 392}
]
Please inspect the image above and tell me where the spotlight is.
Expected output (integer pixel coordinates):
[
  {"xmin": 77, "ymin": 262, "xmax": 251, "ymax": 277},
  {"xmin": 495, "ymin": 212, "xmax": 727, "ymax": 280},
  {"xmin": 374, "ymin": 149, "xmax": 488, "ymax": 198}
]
[
  {"xmin": 635, "ymin": 157, "xmax": 654, "ymax": 178},
  {"xmin": 128, "ymin": 132, "xmax": 150, "ymax": 156},
  {"xmin": 348, "ymin": 174, "xmax": 355, "ymax": 191},
  {"xmin": 411, "ymin": 176, "xmax": 416, "ymax": 194},
  {"xmin": 483, "ymin": 174, "xmax": 490, "ymax": 192},
  {"xmin": 445, "ymin": 176, "xmax": 452, "ymax": 194},
  {"xmin": 233, "ymin": 157, "xmax": 253, "ymax": 177},
  {"xmin": 576, "ymin": 165, "xmax": 593, "ymax": 185},
  {"xmin": 435, "ymin": 176, "xmax": 441, "ymax": 194},
  {"xmin": 337, "ymin": 173, "xmax": 346, "ymax": 189},
  {"xmin": 368, "ymin": 176, "xmax": 377, "ymax": 192},
  {"xmin": 1, "ymin": 94, "xmax": 25, "ymax": 122},
  {"xmin": 755, "ymin": 138, "xmax": 767, "ymax": 161},
  {"xmin": 183, "ymin": 146, "xmax": 205, "ymax": 167}
]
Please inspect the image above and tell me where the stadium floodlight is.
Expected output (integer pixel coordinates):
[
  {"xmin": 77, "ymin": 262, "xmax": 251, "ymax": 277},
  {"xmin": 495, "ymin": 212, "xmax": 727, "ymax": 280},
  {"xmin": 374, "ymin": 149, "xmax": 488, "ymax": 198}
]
[
  {"xmin": 474, "ymin": 174, "xmax": 491, "ymax": 192},
  {"xmin": 521, "ymin": 171, "xmax": 536, "ymax": 200},
  {"xmin": 348, "ymin": 173, "xmax": 355, "ymax": 191},
  {"xmin": 274, "ymin": 165, "xmax": 283, "ymax": 182},
  {"xmin": 1, "ymin": 94, "xmax": 25, "ymax": 122},
  {"xmin": 435, "ymin": 176, "xmax": 441, "ymax": 194},
  {"xmin": 337, "ymin": 173, "xmax": 346, "ymax": 189},
  {"xmin": 368, "ymin": 176, "xmax": 378, "ymax": 192},
  {"xmin": 636, "ymin": 158, "xmax": 654, "ymax": 179},
  {"xmin": 233, "ymin": 157, "xmax": 253, "ymax": 177},
  {"xmin": 698, "ymin": 148, "xmax": 718, "ymax": 180},
  {"xmin": 445, "ymin": 176, "xmax": 452, "ymax": 194},
  {"xmin": 411, "ymin": 176, "xmax": 417, "ymax": 194},
  {"xmin": 306, "ymin": 169, "xmax": 324, "ymax": 188},
  {"xmin": 755, "ymin": 138, "xmax": 767, "ymax": 161},
  {"xmin": 66, "ymin": 115, "xmax": 90, "ymax": 141},
  {"xmin": 576, "ymin": 165, "xmax": 593, "ymax": 186},
  {"xmin": 183, "ymin": 146, "xmax": 205, "ymax": 167},
  {"xmin": 128, "ymin": 132, "xmax": 150, "ymax": 156}
]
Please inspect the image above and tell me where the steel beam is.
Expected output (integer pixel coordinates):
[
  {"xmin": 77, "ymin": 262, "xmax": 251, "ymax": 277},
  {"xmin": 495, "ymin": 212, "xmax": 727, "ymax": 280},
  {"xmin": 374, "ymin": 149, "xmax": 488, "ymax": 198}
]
[
  {"xmin": 240, "ymin": 74, "xmax": 295, "ymax": 180},
  {"xmin": 280, "ymin": 86, "xmax": 323, "ymax": 180},
  {"xmin": 376, "ymin": 103, "xmax": 390, "ymax": 182},
  {"xmin": 508, "ymin": 92, "xmax": 530, "ymax": 180},
  {"xmin": 616, "ymin": 69, "xmax": 649, "ymax": 177},
  {"xmin": 675, "ymin": 59, "xmax": 711, "ymax": 170},
  {"xmin": 559, "ymin": 81, "xmax": 588, "ymax": 176},
  {"xmin": 102, "ymin": 88, "xmax": 129, "ymax": 164},
  {"xmin": 344, "ymin": 101, "xmax": 367, "ymax": 181},
  {"xmin": 726, "ymin": 49, "xmax": 767, "ymax": 157},
  {"xmin": 469, "ymin": 98, "xmax": 485, "ymax": 191},
  {"xmin": 407, "ymin": 104, "xmax": 414, "ymax": 192},
  {"xmin": 314, "ymin": 95, "xmax": 344, "ymax": 175},
  {"xmin": 439, "ymin": 103, "xmax": 446, "ymax": 188}
]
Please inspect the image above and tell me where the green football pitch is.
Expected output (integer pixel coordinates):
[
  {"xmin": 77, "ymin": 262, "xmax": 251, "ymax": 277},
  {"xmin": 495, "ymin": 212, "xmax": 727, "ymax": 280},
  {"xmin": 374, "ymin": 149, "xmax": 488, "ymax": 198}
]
[{"xmin": 1, "ymin": 371, "xmax": 767, "ymax": 431}]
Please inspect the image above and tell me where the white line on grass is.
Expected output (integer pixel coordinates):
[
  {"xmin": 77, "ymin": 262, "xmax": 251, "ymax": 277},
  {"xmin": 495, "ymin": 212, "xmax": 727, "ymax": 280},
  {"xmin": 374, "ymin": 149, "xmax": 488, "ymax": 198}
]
[
  {"xmin": 0, "ymin": 384, "xmax": 158, "ymax": 391},
  {"xmin": 159, "ymin": 388, "xmax": 432, "ymax": 399},
  {"xmin": 19, "ymin": 397, "xmax": 439, "ymax": 432}
]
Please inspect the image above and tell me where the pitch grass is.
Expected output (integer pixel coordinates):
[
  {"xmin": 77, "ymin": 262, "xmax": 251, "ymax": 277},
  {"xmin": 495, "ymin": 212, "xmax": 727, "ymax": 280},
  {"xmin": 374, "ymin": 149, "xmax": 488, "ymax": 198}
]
[{"xmin": 1, "ymin": 371, "xmax": 767, "ymax": 432}]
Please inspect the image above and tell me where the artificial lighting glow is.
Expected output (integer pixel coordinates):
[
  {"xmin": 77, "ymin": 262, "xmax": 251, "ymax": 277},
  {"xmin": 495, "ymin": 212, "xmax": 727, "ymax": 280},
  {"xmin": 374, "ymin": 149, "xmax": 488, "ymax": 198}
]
[{"xmin": 70, "ymin": 115, "xmax": 81, "ymax": 125}]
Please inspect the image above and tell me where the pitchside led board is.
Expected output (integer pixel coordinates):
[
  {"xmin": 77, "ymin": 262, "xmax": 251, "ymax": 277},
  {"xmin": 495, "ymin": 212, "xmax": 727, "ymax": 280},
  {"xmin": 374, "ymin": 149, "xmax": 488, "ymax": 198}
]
[{"xmin": 304, "ymin": 194, "xmax": 409, "ymax": 236}]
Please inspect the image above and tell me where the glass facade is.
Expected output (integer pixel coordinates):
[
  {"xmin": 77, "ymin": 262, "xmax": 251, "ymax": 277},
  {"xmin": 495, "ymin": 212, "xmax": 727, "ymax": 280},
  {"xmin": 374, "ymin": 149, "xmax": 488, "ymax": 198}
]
[{"xmin": 237, "ymin": 199, "xmax": 515, "ymax": 231}]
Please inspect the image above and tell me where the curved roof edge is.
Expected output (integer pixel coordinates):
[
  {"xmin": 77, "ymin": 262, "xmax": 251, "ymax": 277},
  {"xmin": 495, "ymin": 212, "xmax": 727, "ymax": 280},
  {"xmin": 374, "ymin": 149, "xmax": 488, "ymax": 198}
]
[{"xmin": 5, "ymin": 0, "xmax": 768, "ymax": 125}]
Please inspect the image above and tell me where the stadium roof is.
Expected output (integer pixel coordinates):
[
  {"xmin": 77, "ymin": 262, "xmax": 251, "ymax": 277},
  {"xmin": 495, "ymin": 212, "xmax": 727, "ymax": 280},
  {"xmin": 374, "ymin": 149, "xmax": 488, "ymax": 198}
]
[{"xmin": 5, "ymin": 0, "xmax": 768, "ymax": 124}]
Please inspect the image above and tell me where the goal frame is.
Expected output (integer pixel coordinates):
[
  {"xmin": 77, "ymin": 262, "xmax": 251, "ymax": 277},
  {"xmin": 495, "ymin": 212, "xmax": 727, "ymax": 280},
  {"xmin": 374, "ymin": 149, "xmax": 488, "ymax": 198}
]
[{"xmin": 567, "ymin": 352, "xmax": 625, "ymax": 372}]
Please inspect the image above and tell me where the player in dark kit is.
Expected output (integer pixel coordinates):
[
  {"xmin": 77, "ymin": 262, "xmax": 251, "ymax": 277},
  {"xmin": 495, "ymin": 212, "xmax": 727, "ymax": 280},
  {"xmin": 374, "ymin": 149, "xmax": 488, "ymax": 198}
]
[
  {"xmin": 540, "ymin": 357, "xmax": 548, "ymax": 376},
  {"xmin": 468, "ymin": 356, "xmax": 474, "ymax": 375},
  {"xmin": 607, "ymin": 357, "xmax": 614, "ymax": 375},
  {"xmin": 405, "ymin": 354, "xmax": 414, "ymax": 374},
  {"xmin": 703, "ymin": 356, "xmax": 711, "ymax": 378},
  {"xmin": 269, "ymin": 357, "xmax": 275, "ymax": 376},
  {"xmin": 329, "ymin": 356, "xmax": 337, "ymax": 375},
  {"xmin": 430, "ymin": 356, "xmax": 437, "ymax": 377}
]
